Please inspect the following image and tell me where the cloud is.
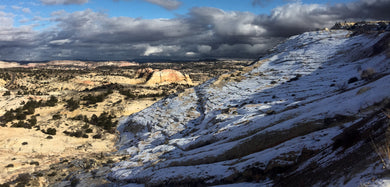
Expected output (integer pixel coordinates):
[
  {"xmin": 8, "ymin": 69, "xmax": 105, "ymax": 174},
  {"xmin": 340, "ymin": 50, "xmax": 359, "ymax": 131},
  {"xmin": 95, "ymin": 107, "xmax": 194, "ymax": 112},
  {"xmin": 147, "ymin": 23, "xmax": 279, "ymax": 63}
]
[
  {"xmin": 40, "ymin": 0, "xmax": 89, "ymax": 5},
  {"xmin": 22, "ymin": 8, "xmax": 32, "ymax": 13},
  {"xmin": 114, "ymin": 0, "xmax": 182, "ymax": 10},
  {"xmin": 1, "ymin": 0, "xmax": 390, "ymax": 61},
  {"xmin": 252, "ymin": 0, "xmax": 273, "ymax": 7},
  {"xmin": 144, "ymin": 0, "xmax": 181, "ymax": 10}
]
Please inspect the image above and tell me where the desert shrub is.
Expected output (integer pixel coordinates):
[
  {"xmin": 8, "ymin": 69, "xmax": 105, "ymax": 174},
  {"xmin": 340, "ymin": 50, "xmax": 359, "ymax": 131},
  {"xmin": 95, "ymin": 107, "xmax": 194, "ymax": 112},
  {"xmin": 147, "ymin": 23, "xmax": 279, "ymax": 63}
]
[
  {"xmin": 92, "ymin": 134, "xmax": 102, "ymax": 139},
  {"xmin": 119, "ymin": 89, "xmax": 137, "ymax": 100},
  {"xmin": 70, "ymin": 115, "xmax": 89, "ymax": 123},
  {"xmin": 13, "ymin": 173, "xmax": 31, "ymax": 187},
  {"xmin": 29, "ymin": 161, "xmax": 39, "ymax": 166},
  {"xmin": 27, "ymin": 116, "xmax": 37, "ymax": 126},
  {"xmin": 5, "ymin": 164, "xmax": 14, "ymax": 168},
  {"xmin": 85, "ymin": 128, "xmax": 93, "ymax": 133},
  {"xmin": 45, "ymin": 128, "xmax": 57, "ymax": 135},
  {"xmin": 2, "ymin": 91, "xmax": 10, "ymax": 96},
  {"xmin": 15, "ymin": 109, "xmax": 27, "ymax": 120},
  {"xmin": 45, "ymin": 95, "xmax": 58, "ymax": 107},
  {"xmin": 52, "ymin": 113, "xmax": 61, "ymax": 120},
  {"xmin": 11, "ymin": 121, "xmax": 31, "ymax": 129},
  {"xmin": 69, "ymin": 130, "xmax": 83, "ymax": 138},
  {"xmin": 82, "ymin": 123, "xmax": 89, "ymax": 129},
  {"xmin": 66, "ymin": 98, "xmax": 80, "ymax": 111},
  {"xmin": 46, "ymin": 135, "xmax": 53, "ymax": 139},
  {"xmin": 2, "ymin": 110, "xmax": 15, "ymax": 123},
  {"xmin": 82, "ymin": 89, "xmax": 113, "ymax": 105},
  {"xmin": 347, "ymin": 77, "xmax": 358, "ymax": 84},
  {"xmin": 89, "ymin": 112, "xmax": 117, "ymax": 131},
  {"xmin": 22, "ymin": 100, "xmax": 42, "ymax": 114}
]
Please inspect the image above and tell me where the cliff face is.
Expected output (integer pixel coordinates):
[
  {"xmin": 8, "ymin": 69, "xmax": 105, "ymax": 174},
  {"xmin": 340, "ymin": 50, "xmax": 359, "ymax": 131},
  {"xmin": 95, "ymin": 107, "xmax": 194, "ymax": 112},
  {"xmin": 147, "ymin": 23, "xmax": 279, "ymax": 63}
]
[{"xmin": 110, "ymin": 30, "xmax": 390, "ymax": 186}]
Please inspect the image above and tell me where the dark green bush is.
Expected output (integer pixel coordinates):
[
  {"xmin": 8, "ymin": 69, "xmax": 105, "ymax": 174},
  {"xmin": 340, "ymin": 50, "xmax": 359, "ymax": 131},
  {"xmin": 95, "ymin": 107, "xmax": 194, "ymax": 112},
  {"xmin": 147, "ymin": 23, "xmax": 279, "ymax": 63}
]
[
  {"xmin": 45, "ymin": 95, "xmax": 58, "ymax": 107},
  {"xmin": 52, "ymin": 113, "xmax": 61, "ymax": 120},
  {"xmin": 66, "ymin": 98, "xmax": 80, "ymax": 111},
  {"xmin": 47, "ymin": 128, "xmax": 57, "ymax": 135},
  {"xmin": 92, "ymin": 134, "xmax": 102, "ymax": 139},
  {"xmin": 2, "ymin": 91, "xmax": 10, "ymax": 96}
]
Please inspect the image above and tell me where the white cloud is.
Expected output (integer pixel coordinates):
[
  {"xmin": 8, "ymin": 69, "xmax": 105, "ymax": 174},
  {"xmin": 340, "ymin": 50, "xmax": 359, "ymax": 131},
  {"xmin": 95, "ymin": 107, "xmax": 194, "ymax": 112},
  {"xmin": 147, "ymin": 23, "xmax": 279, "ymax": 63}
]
[
  {"xmin": 22, "ymin": 8, "xmax": 32, "ymax": 14},
  {"xmin": 40, "ymin": 0, "xmax": 89, "ymax": 5},
  {"xmin": 185, "ymin": 52, "xmax": 196, "ymax": 57},
  {"xmin": 49, "ymin": 39, "xmax": 72, "ymax": 45}
]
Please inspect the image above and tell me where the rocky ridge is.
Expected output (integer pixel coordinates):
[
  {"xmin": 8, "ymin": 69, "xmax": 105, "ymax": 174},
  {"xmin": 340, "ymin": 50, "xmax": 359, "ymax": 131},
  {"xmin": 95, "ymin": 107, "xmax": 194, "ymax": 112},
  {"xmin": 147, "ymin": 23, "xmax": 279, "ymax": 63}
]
[{"xmin": 108, "ymin": 30, "xmax": 390, "ymax": 186}]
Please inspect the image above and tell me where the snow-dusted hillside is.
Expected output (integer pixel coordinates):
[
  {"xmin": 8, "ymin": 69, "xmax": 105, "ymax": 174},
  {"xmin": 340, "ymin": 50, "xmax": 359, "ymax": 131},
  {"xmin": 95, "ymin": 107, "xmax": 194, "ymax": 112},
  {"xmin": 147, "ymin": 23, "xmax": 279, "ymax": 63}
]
[{"xmin": 110, "ymin": 30, "xmax": 390, "ymax": 186}]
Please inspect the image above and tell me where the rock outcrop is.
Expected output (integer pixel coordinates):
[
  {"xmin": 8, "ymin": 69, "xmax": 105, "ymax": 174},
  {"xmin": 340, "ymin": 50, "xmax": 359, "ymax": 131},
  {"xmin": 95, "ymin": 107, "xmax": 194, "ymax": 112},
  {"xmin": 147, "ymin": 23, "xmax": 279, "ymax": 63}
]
[
  {"xmin": 0, "ymin": 79, "xmax": 6, "ymax": 87},
  {"xmin": 110, "ymin": 30, "xmax": 390, "ymax": 186},
  {"xmin": 136, "ymin": 68, "xmax": 193, "ymax": 86},
  {"xmin": 145, "ymin": 69, "xmax": 193, "ymax": 86}
]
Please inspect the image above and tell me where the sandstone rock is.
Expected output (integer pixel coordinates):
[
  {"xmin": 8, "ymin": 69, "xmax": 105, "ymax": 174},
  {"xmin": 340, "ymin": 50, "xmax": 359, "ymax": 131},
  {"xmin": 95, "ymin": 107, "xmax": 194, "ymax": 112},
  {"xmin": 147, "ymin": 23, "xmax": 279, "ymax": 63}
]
[
  {"xmin": 135, "ymin": 68, "xmax": 155, "ymax": 79},
  {"xmin": 0, "ymin": 79, "xmax": 6, "ymax": 87},
  {"xmin": 145, "ymin": 69, "xmax": 193, "ymax": 86}
]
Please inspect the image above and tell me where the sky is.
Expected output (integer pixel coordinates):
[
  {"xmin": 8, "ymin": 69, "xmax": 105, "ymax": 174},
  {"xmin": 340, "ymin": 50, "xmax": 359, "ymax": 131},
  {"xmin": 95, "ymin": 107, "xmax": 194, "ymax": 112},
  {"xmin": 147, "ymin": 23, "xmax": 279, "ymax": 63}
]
[{"xmin": 0, "ymin": 0, "xmax": 389, "ymax": 61}]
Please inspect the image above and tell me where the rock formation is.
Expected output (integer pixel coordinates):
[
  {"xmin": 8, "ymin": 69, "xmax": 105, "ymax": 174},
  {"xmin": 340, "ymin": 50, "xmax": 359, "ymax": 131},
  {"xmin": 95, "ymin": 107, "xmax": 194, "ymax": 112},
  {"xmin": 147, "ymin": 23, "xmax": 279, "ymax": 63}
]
[
  {"xmin": 145, "ymin": 69, "xmax": 193, "ymax": 85},
  {"xmin": 136, "ymin": 68, "xmax": 193, "ymax": 86}
]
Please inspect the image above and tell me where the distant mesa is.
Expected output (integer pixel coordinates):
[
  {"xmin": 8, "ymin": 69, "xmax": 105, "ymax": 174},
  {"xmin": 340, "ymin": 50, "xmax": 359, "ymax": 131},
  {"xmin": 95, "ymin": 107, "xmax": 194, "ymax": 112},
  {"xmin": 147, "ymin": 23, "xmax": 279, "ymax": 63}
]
[
  {"xmin": 0, "ymin": 61, "xmax": 21, "ymax": 68},
  {"xmin": 0, "ymin": 60, "xmax": 139, "ymax": 69}
]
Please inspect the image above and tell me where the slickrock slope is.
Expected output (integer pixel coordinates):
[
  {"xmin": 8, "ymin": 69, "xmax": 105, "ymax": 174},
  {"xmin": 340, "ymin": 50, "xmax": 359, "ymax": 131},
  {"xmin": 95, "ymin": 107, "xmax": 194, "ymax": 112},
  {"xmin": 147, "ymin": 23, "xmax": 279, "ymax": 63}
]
[{"xmin": 110, "ymin": 30, "xmax": 390, "ymax": 186}]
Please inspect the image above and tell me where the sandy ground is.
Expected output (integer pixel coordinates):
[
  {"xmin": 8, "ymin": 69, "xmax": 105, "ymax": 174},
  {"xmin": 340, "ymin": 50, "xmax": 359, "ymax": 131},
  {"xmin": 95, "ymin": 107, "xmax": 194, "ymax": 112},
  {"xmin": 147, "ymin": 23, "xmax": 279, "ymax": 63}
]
[
  {"xmin": 0, "ymin": 126, "xmax": 117, "ymax": 184},
  {"xmin": 0, "ymin": 93, "xmax": 158, "ymax": 184}
]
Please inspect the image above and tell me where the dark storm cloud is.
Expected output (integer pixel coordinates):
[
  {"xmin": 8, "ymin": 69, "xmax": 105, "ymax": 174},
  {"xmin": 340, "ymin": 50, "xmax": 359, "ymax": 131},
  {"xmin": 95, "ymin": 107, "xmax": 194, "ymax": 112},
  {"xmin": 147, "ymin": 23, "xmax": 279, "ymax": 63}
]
[
  {"xmin": 1, "ymin": 0, "xmax": 390, "ymax": 61},
  {"xmin": 328, "ymin": 0, "xmax": 390, "ymax": 20},
  {"xmin": 40, "ymin": 0, "xmax": 89, "ymax": 5}
]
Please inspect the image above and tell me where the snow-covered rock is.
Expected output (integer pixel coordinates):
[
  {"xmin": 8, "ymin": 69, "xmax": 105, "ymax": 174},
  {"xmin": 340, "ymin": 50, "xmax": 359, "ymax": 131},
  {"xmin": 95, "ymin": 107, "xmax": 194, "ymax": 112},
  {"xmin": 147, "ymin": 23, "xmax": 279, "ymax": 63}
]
[{"xmin": 110, "ymin": 30, "xmax": 390, "ymax": 186}]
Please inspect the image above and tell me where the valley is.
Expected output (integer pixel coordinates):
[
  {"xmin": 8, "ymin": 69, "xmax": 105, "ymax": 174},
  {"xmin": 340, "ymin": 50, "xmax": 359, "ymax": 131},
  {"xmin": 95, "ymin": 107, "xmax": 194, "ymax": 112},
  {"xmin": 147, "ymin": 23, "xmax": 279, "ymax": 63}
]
[{"xmin": 0, "ymin": 60, "xmax": 251, "ymax": 186}]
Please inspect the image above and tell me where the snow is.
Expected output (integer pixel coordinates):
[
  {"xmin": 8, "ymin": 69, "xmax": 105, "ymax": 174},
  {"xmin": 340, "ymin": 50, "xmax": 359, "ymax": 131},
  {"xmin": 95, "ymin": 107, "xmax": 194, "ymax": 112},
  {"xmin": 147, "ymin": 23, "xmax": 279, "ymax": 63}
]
[{"xmin": 109, "ymin": 30, "xmax": 390, "ymax": 185}]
